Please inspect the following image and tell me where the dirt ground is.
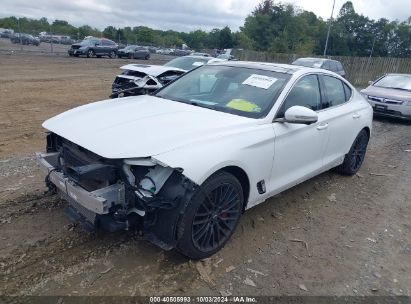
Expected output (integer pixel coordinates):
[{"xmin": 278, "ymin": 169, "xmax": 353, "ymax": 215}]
[{"xmin": 0, "ymin": 52, "xmax": 410, "ymax": 298}]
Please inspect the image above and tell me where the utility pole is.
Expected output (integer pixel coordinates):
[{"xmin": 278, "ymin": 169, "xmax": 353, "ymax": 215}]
[
  {"xmin": 323, "ymin": 0, "xmax": 336, "ymax": 57},
  {"xmin": 17, "ymin": 17, "xmax": 22, "ymax": 51},
  {"xmin": 49, "ymin": 21, "xmax": 53, "ymax": 53}
]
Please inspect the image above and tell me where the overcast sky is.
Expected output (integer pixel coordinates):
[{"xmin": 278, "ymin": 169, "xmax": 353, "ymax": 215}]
[{"xmin": 0, "ymin": 0, "xmax": 409, "ymax": 32}]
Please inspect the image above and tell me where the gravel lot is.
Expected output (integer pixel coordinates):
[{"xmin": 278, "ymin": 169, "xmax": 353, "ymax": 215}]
[{"xmin": 0, "ymin": 50, "xmax": 410, "ymax": 297}]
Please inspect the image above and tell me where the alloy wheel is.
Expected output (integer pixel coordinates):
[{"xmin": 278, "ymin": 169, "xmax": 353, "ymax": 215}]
[{"xmin": 192, "ymin": 183, "xmax": 241, "ymax": 252}]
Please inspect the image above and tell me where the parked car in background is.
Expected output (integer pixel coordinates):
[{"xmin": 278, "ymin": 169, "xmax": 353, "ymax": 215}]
[
  {"xmin": 10, "ymin": 33, "xmax": 40, "ymax": 46},
  {"xmin": 110, "ymin": 55, "xmax": 224, "ymax": 98},
  {"xmin": 191, "ymin": 52, "xmax": 210, "ymax": 57},
  {"xmin": 172, "ymin": 49, "xmax": 192, "ymax": 56},
  {"xmin": 217, "ymin": 53, "xmax": 236, "ymax": 61},
  {"xmin": 38, "ymin": 61, "xmax": 372, "ymax": 259},
  {"xmin": 156, "ymin": 48, "xmax": 174, "ymax": 55},
  {"xmin": 360, "ymin": 73, "xmax": 411, "ymax": 120},
  {"xmin": 111, "ymin": 64, "xmax": 185, "ymax": 97},
  {"xmin": 292, "ymin": 58, "xmax": 346, "ymax": 78},
  {"xmin": 0, "ymin": 29, "xmax": 14, "ymax": 38},
  {"xmin": 68, "ymin": 37, "xmax": 118, "ymax": 58},
  {"xmin": 117, "ymin": 45, "xmax": 150, "ymax": 59}
]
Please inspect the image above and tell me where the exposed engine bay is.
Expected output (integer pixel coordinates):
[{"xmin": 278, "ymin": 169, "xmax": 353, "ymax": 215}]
[
  {"xmin": 110, "ymin": 64, "xmax": 185, "ymax": 98},
  {"xmin": 38, "ymin": 132, "xmax": 197, "ymax": 250}
]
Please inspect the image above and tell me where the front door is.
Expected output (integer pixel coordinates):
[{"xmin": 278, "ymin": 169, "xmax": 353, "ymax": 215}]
[{"xmin": 269, "ymin": 74, "xmax": 330, "ymax": 194}]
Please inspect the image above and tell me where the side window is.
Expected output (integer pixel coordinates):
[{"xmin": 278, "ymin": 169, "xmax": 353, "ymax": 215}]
[
  {"xmin": 336, "ymin": 62, "xmax": 344, "ymax": 71},
  {"xmin": 102, "ymin": 40, "xmax": 114, "ymax": 46},
  {"xmin": 322, "ymin": 75, "xmax": 346, "ymax": 108},
  {"xmin": 343, "ymin": 82, "xmax": 352, "ymax": 101},
  {"xmin": 277, "ymin": 75, "xmax": 321, "ymax": 117}
]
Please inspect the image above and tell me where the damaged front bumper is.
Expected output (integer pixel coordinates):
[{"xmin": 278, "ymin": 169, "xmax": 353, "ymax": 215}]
[
  {"xmin": 37, "ymin": 152, "xmax": 128, "ymax": 232},
  {"xmin": 36, "ymin": 149, "xmax": 197, "ymax": 250}
]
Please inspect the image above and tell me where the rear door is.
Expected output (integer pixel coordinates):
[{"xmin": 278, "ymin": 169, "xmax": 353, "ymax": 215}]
[
  {"xmin": 270, "ymin": 74, "xmax": 330, "ymax": 193},
  {"xmin": 319, "ymin": 74, "xmax": 362, "ymax": 167}
]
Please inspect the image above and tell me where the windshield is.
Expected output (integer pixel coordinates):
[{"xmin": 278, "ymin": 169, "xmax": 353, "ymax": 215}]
[
  {"xmin": 124, "ymin": 45, "xmax": 135, "ymax": 50},
  {"xmin": 164, "ymin": 57, "xmax": 209, "ymax": 71},
  {"xmin": 292, "ymin": 59, "xmax": 324, "ymax": 68},
  {"xmin": 373, "ymin": 74, "xmax": 411, "ymax": 91},
  {"xmin": 155, "ymin": 65, "xmax": 291, "ymax": 118}
]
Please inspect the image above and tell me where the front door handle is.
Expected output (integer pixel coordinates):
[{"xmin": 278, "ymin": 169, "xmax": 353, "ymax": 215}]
[
  {"xmin": 316, "ymin": 123, "xmax": 329, "ymax": 130},
  {"xmin": 352, "ymin": 113, "xmax": 361, "ymax": 119}
]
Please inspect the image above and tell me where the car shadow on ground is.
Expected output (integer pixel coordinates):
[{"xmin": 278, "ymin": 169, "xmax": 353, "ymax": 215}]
[{"xmin": 373, "ymin": 115, "xmax": 411, "ymax": 126}]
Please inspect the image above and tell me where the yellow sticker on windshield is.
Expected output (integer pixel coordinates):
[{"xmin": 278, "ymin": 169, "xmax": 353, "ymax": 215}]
[{"xmin": 226, "ymin": 99, "xmax": 261, "ymax": 113}]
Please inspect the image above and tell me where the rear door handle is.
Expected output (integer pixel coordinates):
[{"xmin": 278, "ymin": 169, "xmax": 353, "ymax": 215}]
[
  {"xmin": 316, "ymin": 123, "xmax": 328, "ymax": 130},
  {"xmin": 352, "ymin": 113, "xmax": 361, "ymax": 119}
]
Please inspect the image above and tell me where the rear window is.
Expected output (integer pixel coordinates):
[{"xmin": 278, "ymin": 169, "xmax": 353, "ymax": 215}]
[
  {"xmin": 322, "ymin": 75, "xmax": 346, "ymax": 108},
  {"xmin": 292, "ymin": 59, "xmax": 324, "ymax": 68}
]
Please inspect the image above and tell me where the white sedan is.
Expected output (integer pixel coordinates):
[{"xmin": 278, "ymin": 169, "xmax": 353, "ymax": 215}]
[{"xmin": 37, "ymin": 61, "xmax": 373, "ymax": 259}]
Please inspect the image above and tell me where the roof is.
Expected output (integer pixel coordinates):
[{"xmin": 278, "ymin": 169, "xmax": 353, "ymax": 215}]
[{"xmin": 295, "ymin": 57, "xmax": 328, "ymax": 61}]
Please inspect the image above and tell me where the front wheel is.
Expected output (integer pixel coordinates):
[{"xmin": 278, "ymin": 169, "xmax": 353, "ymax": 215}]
[
  {"xmin": 87, "ymin": 49, "xmax": 95, "ymax": 58},
  {"xmin": 335, "ymin": 129, "xmax": 369, "ymax": 175},
  {"xmin": 177, "ymin": 171, "xmax": 244, "ymax": 259}
]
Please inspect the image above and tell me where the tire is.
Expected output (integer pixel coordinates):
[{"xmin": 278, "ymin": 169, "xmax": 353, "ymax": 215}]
[
  {"xmin": 128, "ymin": 53, "xmax": 133, "ymax": 59},
  {"xmin": 335, "ymin": 129, "xmax": 369, "ymax": 175},
  {"xmin": 145, "ymin": 54, "xmax": 150, "ymax": 60},
  {"xmin": 109, "ymin": 51, "xmax": 116, "ymax": 59},
  {"xmin": 87, "ymin": 49, "xmax": 95, "ymax": 58},
  {"xmin": 177, "ymin": 171, "xmax": 244, "ymax": 259}
]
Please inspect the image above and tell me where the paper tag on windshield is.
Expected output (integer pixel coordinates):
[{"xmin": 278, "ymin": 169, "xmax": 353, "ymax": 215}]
[
  {"xmin": 192, "ymin": 61, "xmax": 204, "ymax": 67},
  {"xmin": 242, "ymin": 74, "xmax": 277, "ymax": 89}
]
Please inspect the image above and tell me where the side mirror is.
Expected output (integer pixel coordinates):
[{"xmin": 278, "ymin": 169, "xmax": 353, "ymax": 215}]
[
  {"xmin": 280, "ymin": 106, "xmax": 318, "ymax": 125},
  {"xmin": 368, "ymin": 80, "xmax": 373, "ymax": 85}
]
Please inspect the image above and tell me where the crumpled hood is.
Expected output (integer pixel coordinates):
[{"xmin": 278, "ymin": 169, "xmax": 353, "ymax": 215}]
[
  {"xmin": 43, "ymin": 95, "xmax": 257, "ymax": 159},
  {"xmin": 120, "ymin": 64, "xmax": 186, "ymax": 76}
]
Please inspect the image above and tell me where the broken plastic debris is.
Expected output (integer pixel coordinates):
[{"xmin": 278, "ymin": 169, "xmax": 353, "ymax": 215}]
[{"xmin": 244, "ymin": 277, "xmax": 256, "ymax": 287}]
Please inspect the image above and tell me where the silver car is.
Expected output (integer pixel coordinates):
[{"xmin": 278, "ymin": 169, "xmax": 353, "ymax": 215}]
[{"xmin": 361, "ymin": 74, "xmax": 411, "ymax": 120}]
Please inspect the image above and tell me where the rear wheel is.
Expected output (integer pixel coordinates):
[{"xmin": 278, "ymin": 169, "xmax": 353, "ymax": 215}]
[
  {"xmin": 109, "ymin": 51, "xmax": 116, "ymax": 59},
  {"xmin": 335, "ymin": 129, "xmax": 369, "ymax": 175},
  {"xmin": 177, "ymin": 171, "xmax": 244, "ymax": 259},
  {"xmin": 145, "ymin": 54, "xmax": 150, "ymax": 60},
  {"xmin": 87, "ymin": 49, "xmax": 95, "ymax": 58}
]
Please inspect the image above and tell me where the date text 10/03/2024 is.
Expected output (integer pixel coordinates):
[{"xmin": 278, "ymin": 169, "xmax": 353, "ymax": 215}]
[{"xmin": 149, "ymin": 296, "xmax": 257, "ymax": 303}]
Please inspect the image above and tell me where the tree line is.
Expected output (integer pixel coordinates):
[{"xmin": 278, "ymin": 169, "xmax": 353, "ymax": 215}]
[{"xmin": 0, "ymin": 0, "xmax": 410, "ymax": 57}]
